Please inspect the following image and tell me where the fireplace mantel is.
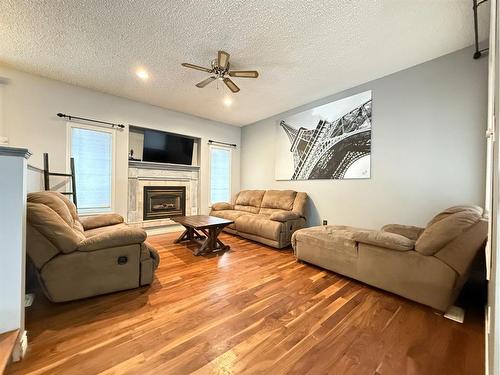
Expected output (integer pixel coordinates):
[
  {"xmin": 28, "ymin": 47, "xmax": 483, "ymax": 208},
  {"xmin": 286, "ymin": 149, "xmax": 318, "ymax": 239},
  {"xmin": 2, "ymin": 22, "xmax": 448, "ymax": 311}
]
[{"xmin": 128, "ymin": 160, "xmax": 199, "ymax": 172}]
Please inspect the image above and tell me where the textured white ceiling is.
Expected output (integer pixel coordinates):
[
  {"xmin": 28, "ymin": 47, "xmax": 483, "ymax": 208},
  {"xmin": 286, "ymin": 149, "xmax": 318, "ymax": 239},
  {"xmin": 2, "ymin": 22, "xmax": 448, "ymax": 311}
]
[{"xmin": 0, "ymin": 1, "xmax": 490, "ymax": 126}]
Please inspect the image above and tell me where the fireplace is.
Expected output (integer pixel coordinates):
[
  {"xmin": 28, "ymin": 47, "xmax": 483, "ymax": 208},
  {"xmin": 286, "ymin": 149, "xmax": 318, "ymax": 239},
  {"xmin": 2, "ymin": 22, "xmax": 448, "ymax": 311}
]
[{"xmin": 143, "ymin": 186, "xmax": 186, "ymax": 220}]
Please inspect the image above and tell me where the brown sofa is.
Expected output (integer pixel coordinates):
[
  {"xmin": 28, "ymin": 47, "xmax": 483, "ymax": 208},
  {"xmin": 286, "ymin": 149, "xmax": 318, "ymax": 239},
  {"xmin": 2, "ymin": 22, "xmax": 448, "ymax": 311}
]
[
  {"xmin": 292, "ymin": 205, "xmax": 487, "ymax": 311},
  {"xmin": 210, "ymin": 190, "xmax": 308, "ymax": 248},
  {"xmin": 26, "ymin": 191, "xmax": 160, "ymax": 302}
]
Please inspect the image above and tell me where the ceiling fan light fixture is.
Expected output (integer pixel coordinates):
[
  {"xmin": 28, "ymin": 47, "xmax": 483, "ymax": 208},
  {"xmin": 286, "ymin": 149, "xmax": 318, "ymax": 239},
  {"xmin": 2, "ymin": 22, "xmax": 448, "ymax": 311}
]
[{"xmin": 181, "ymin": 50, "xmax": 258, "ymax": 93}]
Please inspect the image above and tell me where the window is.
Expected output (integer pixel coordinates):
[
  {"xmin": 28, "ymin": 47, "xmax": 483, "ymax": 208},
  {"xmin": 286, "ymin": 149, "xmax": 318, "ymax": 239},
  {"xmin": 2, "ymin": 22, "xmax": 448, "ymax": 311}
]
[
  {"xmin": 209, "ymin": 145, "xmax": 231, "ymax": 205},
  {"xmin": 68, "ymin": 123, "xmax": 115, "ymax": 214}
]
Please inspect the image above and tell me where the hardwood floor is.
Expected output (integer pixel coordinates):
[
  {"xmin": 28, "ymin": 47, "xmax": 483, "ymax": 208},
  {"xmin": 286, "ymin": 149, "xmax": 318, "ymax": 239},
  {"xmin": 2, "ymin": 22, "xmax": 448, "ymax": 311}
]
[
  {"xmin": 0, "ymin": 330, "xmax": 19, "ymax": 373},
  {"xmin": 7, "ymin": 232, "xmax": 484, "ymax": 375}
]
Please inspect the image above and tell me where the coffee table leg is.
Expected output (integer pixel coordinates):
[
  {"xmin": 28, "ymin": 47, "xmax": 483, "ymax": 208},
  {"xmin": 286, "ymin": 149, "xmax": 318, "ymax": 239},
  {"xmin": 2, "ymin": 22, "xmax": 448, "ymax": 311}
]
[
  {"xmin": 192, "ymin": 228, "xmax": 205, "ymax": 240},
  {"xmin": 194, "ymin": 229, "xmax": 210, "ymax": 255},
  {"xmin": 210, "ymin": 228, "xmax": 216, "ymax": 250},
  {"xmin": 214, "ymin": 226, "xmax": 230, "ymax": 251},
  {"xmin": 174, "ymin": 226, "xmax": 190, "ymax": 243},
  {"xmin": 216, "ymin": 238, "xmax": 229, "ymax": 251},
  {"xmin": 192, "ymin": 227, "xmax": 225, "ymax": 255}
]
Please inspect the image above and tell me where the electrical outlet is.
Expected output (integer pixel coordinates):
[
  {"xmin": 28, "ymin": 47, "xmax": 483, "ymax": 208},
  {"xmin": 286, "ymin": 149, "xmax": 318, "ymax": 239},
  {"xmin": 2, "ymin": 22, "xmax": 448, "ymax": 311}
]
[{"xmin": 322, "ymin": 220, "xmax": 328, "ymax": 226}]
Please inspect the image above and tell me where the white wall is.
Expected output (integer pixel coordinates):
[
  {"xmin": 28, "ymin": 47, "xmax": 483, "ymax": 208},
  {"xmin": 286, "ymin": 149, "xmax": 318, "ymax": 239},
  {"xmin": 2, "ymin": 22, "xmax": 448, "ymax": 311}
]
[
  {"xmin": 0, "ymin": 65, "xmax": 241, "ymax": 217},
  {"xmin": 241, "ymin": 46, "xmax": 488, "ymax": 228}
]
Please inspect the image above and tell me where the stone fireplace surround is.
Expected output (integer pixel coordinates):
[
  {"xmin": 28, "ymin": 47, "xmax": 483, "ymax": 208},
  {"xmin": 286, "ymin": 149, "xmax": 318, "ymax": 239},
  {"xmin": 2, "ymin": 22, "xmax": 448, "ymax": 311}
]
[{"xmin": 128, "ymin": 161, "xmax": 199, "ymax": 230}]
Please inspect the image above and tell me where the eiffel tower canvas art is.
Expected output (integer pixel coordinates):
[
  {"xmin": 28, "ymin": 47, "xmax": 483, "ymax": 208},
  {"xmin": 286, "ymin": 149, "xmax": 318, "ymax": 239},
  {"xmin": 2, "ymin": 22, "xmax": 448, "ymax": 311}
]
[{"xmin": 275, "ymin": 90, "xmax": 372, "ymax": 180}]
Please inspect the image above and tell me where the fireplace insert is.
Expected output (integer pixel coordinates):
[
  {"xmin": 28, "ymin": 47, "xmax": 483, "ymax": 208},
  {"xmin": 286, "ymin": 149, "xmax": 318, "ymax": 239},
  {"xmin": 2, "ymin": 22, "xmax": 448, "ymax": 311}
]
[{"xmin": 143, "ymin": 186, "xmax": 186, "ymax": 220}]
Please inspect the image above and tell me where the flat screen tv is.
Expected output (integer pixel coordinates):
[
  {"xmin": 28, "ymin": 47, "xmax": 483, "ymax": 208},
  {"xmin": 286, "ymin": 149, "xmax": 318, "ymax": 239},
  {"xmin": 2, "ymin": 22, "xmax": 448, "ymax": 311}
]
[{"xmin": 142, "ymin": 129, "xmax": 194, "ymax": 165}]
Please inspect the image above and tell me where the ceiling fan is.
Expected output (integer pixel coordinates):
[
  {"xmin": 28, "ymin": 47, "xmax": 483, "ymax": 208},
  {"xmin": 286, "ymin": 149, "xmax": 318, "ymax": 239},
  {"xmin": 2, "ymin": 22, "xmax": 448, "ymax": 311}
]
[{"xmin": 181, "ymin": 51, "xmax": 259, "ymax": 93}]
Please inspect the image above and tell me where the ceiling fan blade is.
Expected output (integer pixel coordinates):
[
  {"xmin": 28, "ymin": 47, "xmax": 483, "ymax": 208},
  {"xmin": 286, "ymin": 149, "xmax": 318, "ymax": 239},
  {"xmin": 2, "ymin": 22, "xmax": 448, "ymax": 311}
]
[
  {"xmin": 218, "ymin": 51, "xmax": 230, "ymax": 70},
  {"xmin": 223, "ymin": 78, "xmax": 240, "ymax": 93},
  {"xmin": 181, "ymin": 63, "xmax": 212, "ymax": 73},
  {"xmin": 228, "ymin": 70, "xmax": 259, "ymax": 78},
  {"xmin": 195, "ymin": 76, "xmax": 216, "ymax": 88}
]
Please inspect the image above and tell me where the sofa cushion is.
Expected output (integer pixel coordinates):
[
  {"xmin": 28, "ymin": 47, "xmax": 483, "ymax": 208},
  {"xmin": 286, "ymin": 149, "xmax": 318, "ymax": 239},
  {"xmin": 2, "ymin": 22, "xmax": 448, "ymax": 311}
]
[
  {"xmin": 261, "ymin": 190, "xmax": 297, "ymax": 211},
  {"xmin": 27, "ymin": 202, "xmax": 85, "ymax": 253},
  {"xmin": 381, "ymin": 224, "xmax": 424, "ymax": 241},
  {"xmin": 84, "ymin": 223, "xmax": 129, "ymax": 238},
  {"xmin": 78, "ymin": 227, "xmax": 147, "ymax": 251},
  {"xmin": 292, "ymin": 225, "xmax": 359, "ymax": 259},
  {"xmin": 259, "ymin": 207, "xmax": 285, "ymax": 216},
  {"xmin": 79, "ymin": 213, "xmax": 124, "ymax": 231},
  {"xmin": 415, "ymin": 207, "xmax": 482, "ymax": 255},
  {"xmin": 211, "ymin": 202, "xmax": 234, "ymax": 211},
  {"xmin": 28, "ymin": 191, "xmax": 83, "ymax": 234},
  {"xmin": 235, "ymin": 214, "xmax": 284, "ymax": 240},
  {"xmin": 352, "ymin": 230, "xmax": 415, "ymax": 251},
  {"xmin": 210, "ymin": 210, "xmax": 247, "ymax": 228},
  {"xmin": 269, "ymin": 211, "xmax": 300, "ymax": 222},
  {"xmin": 292, "ymin": 192, "xmax": 308, "ymax": 218},
  {"xmin": 233, "ymin": 190, "xmax": 265, "ymax": 213},
  {"xmin": 434, "ymin": 219, "xmax": 487, "ymax": 276},
  {"xmin": 427, "ymin": 205, "xmax": 483, "ymax": 227}
]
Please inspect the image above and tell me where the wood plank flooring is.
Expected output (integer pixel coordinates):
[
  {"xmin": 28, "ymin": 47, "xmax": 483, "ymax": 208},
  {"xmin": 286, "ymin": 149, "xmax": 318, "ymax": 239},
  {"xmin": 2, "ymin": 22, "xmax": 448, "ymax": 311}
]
[
  {"xmin": 7, "ymin": 232, "xmax": 484, "ymax": 375},
  {"xmin": 0, "ymin": 330, "xmax": 19, "ymax": 373}
]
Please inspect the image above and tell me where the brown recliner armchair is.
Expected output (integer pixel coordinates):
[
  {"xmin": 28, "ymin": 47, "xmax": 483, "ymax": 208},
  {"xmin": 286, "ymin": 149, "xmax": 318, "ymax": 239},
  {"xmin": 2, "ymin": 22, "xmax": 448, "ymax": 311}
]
[{"xmin": 26, "ymin": 191, "xmax": 159, "ymax": 302}]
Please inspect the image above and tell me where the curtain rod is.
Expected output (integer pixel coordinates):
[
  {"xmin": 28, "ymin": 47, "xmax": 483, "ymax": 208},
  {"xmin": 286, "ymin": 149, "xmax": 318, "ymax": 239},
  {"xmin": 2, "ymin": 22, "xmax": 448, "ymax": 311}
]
[
  {"xmin": 57, "ymin": 113, "xmax": 126, "ymax": 129},
  {"xmin": 472, "ymin": 0, "xmax": 489, "ymax": 59},
  {"xmin": 208, "ymin": 140, "xmax": 237, "ymax": 148}
]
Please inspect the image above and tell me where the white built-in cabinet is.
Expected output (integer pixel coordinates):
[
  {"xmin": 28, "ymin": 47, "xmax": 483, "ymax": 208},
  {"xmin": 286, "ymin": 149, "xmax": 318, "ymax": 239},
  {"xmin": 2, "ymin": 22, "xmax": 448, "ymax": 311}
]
[{"xmin": 0, "ymin": 146, "xmax": 31, "ymax": 360}]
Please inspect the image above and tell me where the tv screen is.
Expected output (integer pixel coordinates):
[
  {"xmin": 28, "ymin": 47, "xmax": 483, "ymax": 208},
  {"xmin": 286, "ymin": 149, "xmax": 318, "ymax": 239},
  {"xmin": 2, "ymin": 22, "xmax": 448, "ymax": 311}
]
[{"xmin": 142, "ymin": 129, "xmax": 194, "ymax": 165}]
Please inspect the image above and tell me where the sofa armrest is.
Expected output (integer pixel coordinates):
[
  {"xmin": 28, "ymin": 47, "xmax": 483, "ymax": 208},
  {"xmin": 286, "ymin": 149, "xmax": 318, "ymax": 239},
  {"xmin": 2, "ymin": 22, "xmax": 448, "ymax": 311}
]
[
  {"xmin": 381, "ymin": 224, "xmax": 424, "ymax": 241},
  {"xmin": 270, "ymin": 211, "xmax": 300, "ymax": 222},
  {"xmin": 352, "ymin": 230, "xmax": 415, "ymax": 251},
  {"xmin": 77, "ymin": 227, "xmax": 147, "ymax": 252},
  {"xmin": 79, "ymin": 213, "xmax": 124, "ymax": 230},
  {"xmin": 211, "ymin": 202, "xmax": 234, "ymax": 211},
  {"xmin": 292, "ymin": 192, "xmax": 308, "ymax": 218}
]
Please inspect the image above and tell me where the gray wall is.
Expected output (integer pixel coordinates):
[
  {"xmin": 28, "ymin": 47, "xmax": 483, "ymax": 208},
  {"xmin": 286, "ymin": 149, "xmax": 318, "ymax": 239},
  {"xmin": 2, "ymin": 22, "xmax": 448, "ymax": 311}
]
[{"xmin": 241, "ymin": 46, "xmax": 488, "ymax": 228}]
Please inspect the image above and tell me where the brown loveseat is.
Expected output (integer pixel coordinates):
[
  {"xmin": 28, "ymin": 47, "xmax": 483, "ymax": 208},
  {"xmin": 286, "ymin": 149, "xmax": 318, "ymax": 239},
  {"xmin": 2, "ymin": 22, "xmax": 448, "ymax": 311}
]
[
  {"xmin": 210, "ymin": 190, "xmax": 308, "ymax": 248},
  {"xmin": 292, "ymin": 205, "xmax": 487, "ymax": 311},
  {"xmin": 26, "ymin": 191, "xmax": 160, "ymax": 302}
]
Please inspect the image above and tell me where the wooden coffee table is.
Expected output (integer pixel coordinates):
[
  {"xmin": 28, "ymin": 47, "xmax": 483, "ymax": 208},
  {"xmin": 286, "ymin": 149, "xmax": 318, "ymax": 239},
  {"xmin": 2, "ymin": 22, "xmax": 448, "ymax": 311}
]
[{"xmin": 172, "ymin": 215, "xmax": 234, "ymax": 255}]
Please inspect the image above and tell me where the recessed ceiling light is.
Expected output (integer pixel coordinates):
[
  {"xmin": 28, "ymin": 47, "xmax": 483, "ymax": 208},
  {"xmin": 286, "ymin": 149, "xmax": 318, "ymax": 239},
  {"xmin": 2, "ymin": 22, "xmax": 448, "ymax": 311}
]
[
  {"xmin": 223, "ymin": 96, "xmax": 232, "ymax": 107},
  {"xmin": 136, "ymin": 69, "xmax": 149, "ymax": 81}
]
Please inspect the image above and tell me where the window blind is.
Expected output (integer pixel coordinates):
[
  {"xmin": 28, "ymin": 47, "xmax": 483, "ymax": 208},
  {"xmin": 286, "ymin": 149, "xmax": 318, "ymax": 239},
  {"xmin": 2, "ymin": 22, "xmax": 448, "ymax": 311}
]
[
  {"xmin": 210, "ymin": 147, "xmax": 231, "ymax": 204},
  {"xmin": 70, "ymin": 127, "xmax": 113, "ymax": 211}
]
